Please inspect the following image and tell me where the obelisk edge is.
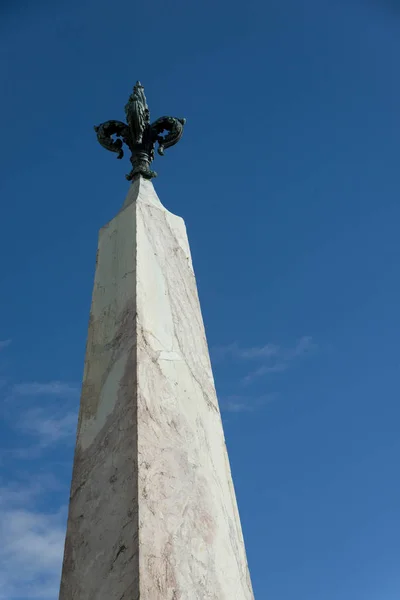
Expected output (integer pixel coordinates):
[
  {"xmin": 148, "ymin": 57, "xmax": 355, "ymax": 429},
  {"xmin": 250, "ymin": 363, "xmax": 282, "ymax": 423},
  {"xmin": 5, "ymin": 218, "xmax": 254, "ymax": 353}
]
[
  {"xmin": 134, "ymin": 190, "xmax": 255, "ymax": 598},
  {"xmin": 118, "ymin": 177, "xmax": 194, "ymax": 274}
]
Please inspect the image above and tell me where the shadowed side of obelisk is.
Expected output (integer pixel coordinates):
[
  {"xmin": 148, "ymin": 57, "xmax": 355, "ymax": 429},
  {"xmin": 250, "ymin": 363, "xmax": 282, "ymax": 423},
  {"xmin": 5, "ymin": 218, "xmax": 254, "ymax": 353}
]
[{"xmin": 59, "ymin": 182, "xmax": 141, "ymax": 600}]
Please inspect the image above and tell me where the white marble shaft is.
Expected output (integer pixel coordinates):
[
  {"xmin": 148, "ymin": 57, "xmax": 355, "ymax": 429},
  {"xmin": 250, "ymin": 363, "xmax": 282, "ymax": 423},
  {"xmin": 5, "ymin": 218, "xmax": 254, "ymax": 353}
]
[{"xmin": 59, "ymin": 178, "xmax": 254, "ymax": 600}]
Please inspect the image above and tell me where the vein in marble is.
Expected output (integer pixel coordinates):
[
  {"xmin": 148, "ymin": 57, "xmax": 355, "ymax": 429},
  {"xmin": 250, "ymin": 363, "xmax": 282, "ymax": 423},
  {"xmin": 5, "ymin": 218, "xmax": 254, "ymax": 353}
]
[{"xmin": 59, "ymin": 177, "xmax": 254, "ymax": 600}]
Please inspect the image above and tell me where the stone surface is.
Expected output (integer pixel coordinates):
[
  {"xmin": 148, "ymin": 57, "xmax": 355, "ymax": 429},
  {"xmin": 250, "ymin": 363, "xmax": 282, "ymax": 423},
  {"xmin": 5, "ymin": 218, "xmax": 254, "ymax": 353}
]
[{"xmin": 59, "ymin": 178, "xmax": 255, "ymax": 600}]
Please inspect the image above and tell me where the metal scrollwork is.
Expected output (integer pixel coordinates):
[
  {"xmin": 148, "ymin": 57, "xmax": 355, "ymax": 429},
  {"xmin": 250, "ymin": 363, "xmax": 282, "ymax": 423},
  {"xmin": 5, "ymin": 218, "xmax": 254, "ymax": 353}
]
[
  {"xmin": 151, "ymin": 116, "xmax": 186, "ymax": 156},
  {"xmin": 94, "ymin": 120, "xmax": 129, "ymax": 160},
  {"xmin": 94, "ymin": 81, "xmax": 185, "ymax": 181}
]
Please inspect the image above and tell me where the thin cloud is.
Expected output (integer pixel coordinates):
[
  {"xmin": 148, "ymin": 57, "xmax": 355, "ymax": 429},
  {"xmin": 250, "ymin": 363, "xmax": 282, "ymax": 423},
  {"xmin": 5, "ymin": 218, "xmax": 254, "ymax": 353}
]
[
  {"xmin": 12, "ymin": 381, "xmax": 79, "ymax": 397},
  {"xmin": 239, "ymin": 344, "xmax": 279, "ymax": 360},
  {"xmin": 212, "ymin": 341, "xmax": 279, "ymax": 361},
  {"xmin": 212, "ymin": 336, "xmax": 317, "ymax": 385},
  {"xmin": 0, "ymin": 477, "xmax": 67, "ymax": 598},
  {"xmin": 0, "ymin": 340, "xmax": 11, "ymax": 351},
  {"xmin": 0, "ymin": 478, "xmax": 66, "ymax": 599},
  {"xmin": 16, "ymin": 409, "xmax": 77, "ymax": 448},
  {"xmin": 243, "ymin": 336, "xmax": 316, "ymax": 384},
  {"xmin": 285, "ymin": 335, "xmax": 316, "ymax": 359},
  {"xmin": 0, "ymin": 474, "xmax": 63, "ymax": 508},
  {"xmin": 242, "ymin": 362, "xmax": 288, "ymax": 384},
  {"xmin": 220, "ymin": 394, "xmax": 275, "ymax": 413},
  {"xmin": 213, "ymin": 337, "xmax": 314, "ymax": 363},
  {"xmin": 0, "ymin": 481, "xmax": 41, "ymax": 508},
  {"xmin": 4, "ymin": 380, "xmax": 80, "ymax": 458}
]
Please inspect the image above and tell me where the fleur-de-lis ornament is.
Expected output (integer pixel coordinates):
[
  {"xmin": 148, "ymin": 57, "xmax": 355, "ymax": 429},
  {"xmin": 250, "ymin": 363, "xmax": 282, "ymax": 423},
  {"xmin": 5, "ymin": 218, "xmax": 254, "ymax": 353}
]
[{"xmin": 94, "ymin": 82, "xmax": 186, "ymax": 181}]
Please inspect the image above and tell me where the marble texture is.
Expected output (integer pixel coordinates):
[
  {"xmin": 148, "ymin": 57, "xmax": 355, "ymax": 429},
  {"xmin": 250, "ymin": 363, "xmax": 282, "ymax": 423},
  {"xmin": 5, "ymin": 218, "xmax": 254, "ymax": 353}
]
[{"xmin": 59, "ymin": 178, "xmax": 255, "ymax": 600}]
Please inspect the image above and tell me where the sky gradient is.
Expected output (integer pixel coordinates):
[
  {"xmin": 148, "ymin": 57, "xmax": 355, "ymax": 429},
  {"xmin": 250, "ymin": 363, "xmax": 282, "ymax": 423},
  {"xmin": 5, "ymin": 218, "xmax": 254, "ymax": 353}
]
[{"xmin": 1, "ymin": 0, "xmax": 400, "ymax": 598}]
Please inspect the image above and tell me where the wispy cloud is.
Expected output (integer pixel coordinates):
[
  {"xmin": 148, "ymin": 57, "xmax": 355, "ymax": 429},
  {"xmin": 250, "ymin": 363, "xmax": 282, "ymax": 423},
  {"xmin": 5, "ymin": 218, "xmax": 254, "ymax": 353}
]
[
  {"xmin": 12, "ymin": 381, "xmax": 79, "ymax": 397},
  {"xmin": 0, "ymin": 480, "xmax": 42, "ymax": 508},
  {"xmin": 0, "ymin": 478, "xmax": 66, "ymax": 599},
  {"xmin": 16, "ymin": 408, "xmax": 77, "ymax": 448},
  {"xmin": 3, "ymin": 380, "xmax": 80, "ymax": 458},
  {"xmin": 221, "ymin": 394, "xmax": 275, "ymax": 413},
  {"xmin": 212, "ymin": 336, "xmax": 317, "ymax": 385},
  {"xmin": 286, "ymin": 336, "xmax": 316, "ymax": 359},
  {"xmin": 0, "ymin": 350, "xmax": 71, "ymax": 595},
  {"xmin": 0, "ymin": 474, "xmax": 63, "ymax": 508},
  {"xmin": 212, "ymin": 341, "xmax": 279, "ymax": 361},
  {"xmin": 0, "ymin": 340, "xmax": 11, "ymax": 351}
]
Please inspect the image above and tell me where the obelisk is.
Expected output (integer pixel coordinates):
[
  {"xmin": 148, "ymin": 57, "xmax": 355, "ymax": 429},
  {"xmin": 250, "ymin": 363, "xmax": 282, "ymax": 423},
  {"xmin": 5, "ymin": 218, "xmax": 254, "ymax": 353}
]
[{"xmin": 59, "ymin": 82, "xmax": 255, "ymax": 599}]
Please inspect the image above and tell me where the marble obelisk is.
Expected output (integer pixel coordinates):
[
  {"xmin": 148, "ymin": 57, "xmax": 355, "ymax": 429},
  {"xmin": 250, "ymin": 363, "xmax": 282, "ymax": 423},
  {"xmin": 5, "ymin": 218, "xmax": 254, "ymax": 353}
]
[{"xmin": 59, "ymin": 83, "xmax": 254, "ymax": 599}]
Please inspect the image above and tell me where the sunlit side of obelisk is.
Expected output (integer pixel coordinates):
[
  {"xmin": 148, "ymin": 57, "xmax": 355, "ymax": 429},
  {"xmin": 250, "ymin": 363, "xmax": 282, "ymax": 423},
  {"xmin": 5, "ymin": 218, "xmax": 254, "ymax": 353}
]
[{"xmin": 59, "ymin": 82, "xmax": 255, "ymax": 600}]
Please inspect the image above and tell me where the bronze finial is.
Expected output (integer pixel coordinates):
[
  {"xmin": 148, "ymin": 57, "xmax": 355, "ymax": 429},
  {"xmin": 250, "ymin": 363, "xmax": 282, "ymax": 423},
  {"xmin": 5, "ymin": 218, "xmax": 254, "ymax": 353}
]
[{"xmin": 94, "ymin": 81, "xmax": 186, "ymax": 181}]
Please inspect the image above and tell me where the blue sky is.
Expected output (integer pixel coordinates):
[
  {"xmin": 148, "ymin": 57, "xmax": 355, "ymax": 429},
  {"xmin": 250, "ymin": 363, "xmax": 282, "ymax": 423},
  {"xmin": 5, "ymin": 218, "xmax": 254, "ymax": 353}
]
[{"xmin": 1, "ymin": 0, "xmax": 400, "ymax": 597}]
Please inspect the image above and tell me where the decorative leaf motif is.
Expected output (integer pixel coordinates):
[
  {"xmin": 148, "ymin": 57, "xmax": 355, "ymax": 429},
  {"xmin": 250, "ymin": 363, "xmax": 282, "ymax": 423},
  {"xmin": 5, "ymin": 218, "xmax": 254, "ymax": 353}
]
[
  {"xmin": 94, "ymin": 82, "xmax": 185, "ymax": 181},
  {"xmin": 94, "ymin": 121, "xmax": 130, "ymax": 160},
  {"xmin": 150, "ymin": 117, "xmax": 186, "ymax": 156}
]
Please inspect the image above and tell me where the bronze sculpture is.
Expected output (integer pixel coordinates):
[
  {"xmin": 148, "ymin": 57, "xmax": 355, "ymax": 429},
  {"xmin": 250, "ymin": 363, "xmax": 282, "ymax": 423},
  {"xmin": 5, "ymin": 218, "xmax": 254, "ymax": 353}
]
[{"xmin": 94, "ymin": 82, "xmax": 185, "ymax": 181}]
